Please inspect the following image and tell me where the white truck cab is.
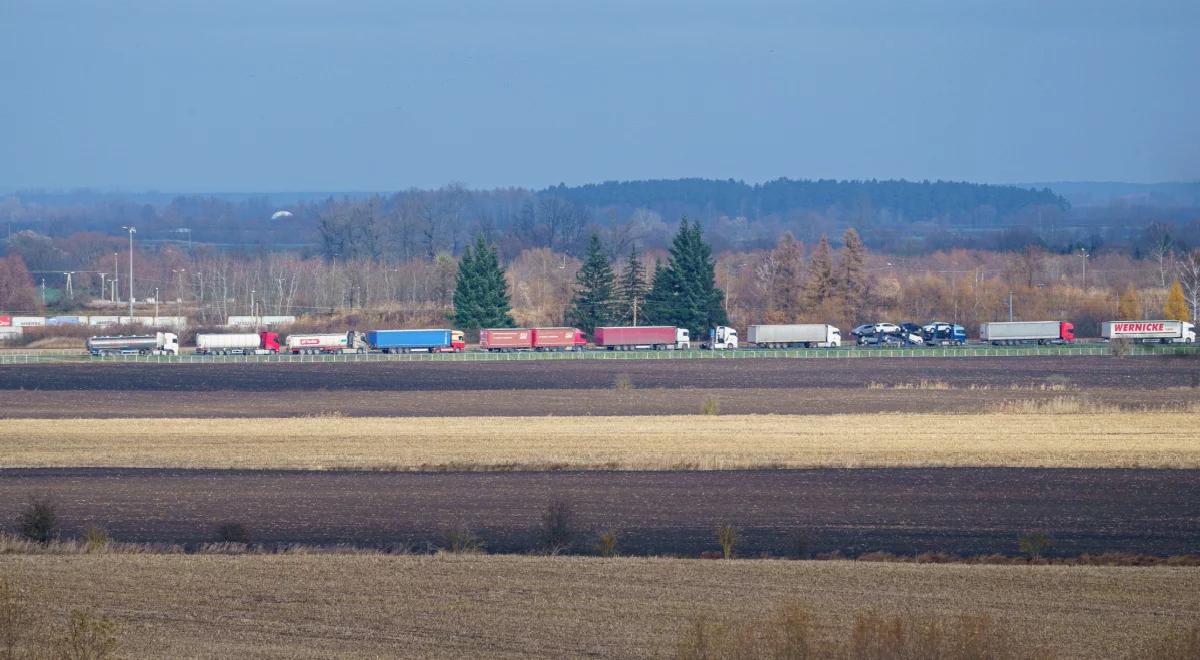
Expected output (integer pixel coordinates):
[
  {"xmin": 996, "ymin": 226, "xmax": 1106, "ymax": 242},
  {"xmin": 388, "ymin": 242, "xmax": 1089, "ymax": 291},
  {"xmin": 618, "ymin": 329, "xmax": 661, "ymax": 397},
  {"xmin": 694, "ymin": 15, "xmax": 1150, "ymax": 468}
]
[
  {"xmin": 706, "ymin": 325, "xmax": 739, "ymax": 350},
  {"xmin": 676, "ymin": 328, "xmax": 691, "ymax": 349}
]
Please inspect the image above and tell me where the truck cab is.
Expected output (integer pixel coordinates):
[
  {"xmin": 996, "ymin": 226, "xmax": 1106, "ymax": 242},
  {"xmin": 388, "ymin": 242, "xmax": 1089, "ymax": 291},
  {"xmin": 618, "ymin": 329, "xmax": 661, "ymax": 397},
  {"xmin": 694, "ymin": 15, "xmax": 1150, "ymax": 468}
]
[
  {"xmin": 450, "ymin": 330, "xmax": 466, "ymax": 352},
  {"xmin": 705, "ymin": 326, "xmax": 738, "ymax": 350},
  {"xmin": 923, "ymin": 322, "xmax": 966, "ymax": 346},
  {"xmin": 1059, "ymin": 322, "xmax": 1075, "ymax": 343},
  {"xmin": 259, "ymin": 331, "xmax": 282, "ymax": 353},
  {"xmin": 676, "ymin": 328, "xmax": 691, "ymax": 350}
]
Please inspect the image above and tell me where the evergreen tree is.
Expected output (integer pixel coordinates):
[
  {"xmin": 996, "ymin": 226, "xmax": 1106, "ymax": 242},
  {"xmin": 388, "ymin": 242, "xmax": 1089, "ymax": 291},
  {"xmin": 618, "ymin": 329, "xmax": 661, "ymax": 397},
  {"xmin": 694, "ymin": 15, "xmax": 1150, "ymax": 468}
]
[
  {"xmin": 643, "ymin": 219, "xmax": 726, "ymax": 335},
  {"xmin": 803, "ymin": 235, "xmax": 835, "ymax": 307},
  {"xmin": 453, "ymin": 235, "xmax": 515, "ymax": 330},
  {"xmin": 837, "ymin": 228, "xmax": 868, "ymax": 309},
  {"xmin": 566, "ymin": 234, "xmax": 617, "ymax": 334},
  {"xmin": 767, "ymin": 232, "xmax": 804, "ymax": 323},
  {"xmin": 1164, "ymin": 279, "xmax": 1189, "ymax": 321},
  {"xmin": 618, "ymin": 245, "xmax": 649, "ymax": 325},
  {"xmin": 1117, "ymin": 284, "xmax": 1141, "ymax": 321}
]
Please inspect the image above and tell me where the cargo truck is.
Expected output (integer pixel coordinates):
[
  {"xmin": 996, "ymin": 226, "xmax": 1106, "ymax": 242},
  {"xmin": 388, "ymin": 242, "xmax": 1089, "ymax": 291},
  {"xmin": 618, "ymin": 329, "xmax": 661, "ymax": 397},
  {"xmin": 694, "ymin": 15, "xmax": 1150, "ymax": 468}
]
[
  {"xmin": 195, "ymin": 331, "xmax": 282, "ymax": 355},
  {"xmin": 593, "ymin": 326, "xmax": 690, "ymax": 350},
  {"xmin": 286, "ymin": 331, "xmax": 368, "ymax": 354},
  {"xmin": 747, "ymin": 324, "xmax": 841, "ymax": 348},
  {"xmin": 87, "ymin": 332, "xmax": 180, "ymax": 356},
  {"xmin": 979, "ymin": 321, "xmax": 1074, "ymax": 345},
  {"xmin": 1101, "ymin": 320, "xmax": 1196, "ymax": 344},
  {"xmin": 367, "ymin": 329, "xmax": 465, "ymax": 353}
]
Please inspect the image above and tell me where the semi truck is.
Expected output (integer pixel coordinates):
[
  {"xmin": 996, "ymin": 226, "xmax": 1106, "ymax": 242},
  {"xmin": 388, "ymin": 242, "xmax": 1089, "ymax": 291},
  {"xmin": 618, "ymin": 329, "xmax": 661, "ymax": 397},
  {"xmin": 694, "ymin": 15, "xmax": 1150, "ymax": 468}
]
[
  {"xmin": 479, "ymin": 327, "xmax": 587, "ymax": 351},
  {"xmin": 87, "ymin": 332, "xmax": 180, "ymax": 356},
  {"xmin": 704, "ymin": 326, "xmax": 739, "ymax": 349},
  {"xmin": 286, "ymin": 331, "xmax": 368, "ymax": 354},
  {"xmin": 747, "ymin": 324, "xmax": 842, "ymax": 348},
  {"xmin": 593, "ymin": 326, "xmax": 690, "ymax": 350},
  {"xmin": 195, "ymin": 331, "xmax": 283, "ymax": 355},
  {"xmin": 1101, "ymin": 320, "xmax": 1197, "ymax": 344},
  {"xmin": 367, "ymin": 329, "xmax": 465, "ymax": 353},
  {"xmin": 979, "ymin": 321, "xmax": 1074, "ymax": 345}
]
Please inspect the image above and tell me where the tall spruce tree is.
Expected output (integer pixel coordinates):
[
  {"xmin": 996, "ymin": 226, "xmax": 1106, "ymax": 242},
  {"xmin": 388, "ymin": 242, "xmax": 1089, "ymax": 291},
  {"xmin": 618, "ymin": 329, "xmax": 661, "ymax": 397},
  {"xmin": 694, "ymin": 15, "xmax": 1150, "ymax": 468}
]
[
  {"xmin": 566, "ymin": 234, "xmax": 617, "ymax": 334},
  {"xmin": 803, "ymin": 235, "xmax": 835, "ymax": 307},
  {"xmin": 453, "ymin": 235, "xmax": 515, "ymax": 330},
  {"xmin": 644, "ymin": 219, "xmax": 727, "ymax": 336},
  {"xmin": 767, "ymin": 232, "xmax": 804, "ymax": 322},
  {"xmin": 837, "ymin": 228, "xmax": 868, "ymax": 310},
  {"xmin": 618, "ymin": 245, "xmax": 649, "ymax": 325}
]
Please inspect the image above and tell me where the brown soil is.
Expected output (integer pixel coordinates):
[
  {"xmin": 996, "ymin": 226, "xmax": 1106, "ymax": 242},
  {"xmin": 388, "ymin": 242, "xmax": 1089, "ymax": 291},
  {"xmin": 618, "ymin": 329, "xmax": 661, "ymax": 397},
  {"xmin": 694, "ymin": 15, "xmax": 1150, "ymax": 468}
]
[
  {"xmin": 2, "ymin": 355, "xmax": 1198, "ymax": 391},
  {"xmin": 0, "ymin": 386, "xmax": 1195, "ymax": 417},
  {"xmin": 2, "ymin": 467, "xmax": 1195, "ymax": 557}
]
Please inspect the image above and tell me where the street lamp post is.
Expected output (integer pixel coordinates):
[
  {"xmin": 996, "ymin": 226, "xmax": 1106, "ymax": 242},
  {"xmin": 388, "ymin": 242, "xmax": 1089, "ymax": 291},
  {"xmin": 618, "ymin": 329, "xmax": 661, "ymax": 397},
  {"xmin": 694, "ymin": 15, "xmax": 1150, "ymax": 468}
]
[
  {"xmin": 121, "ymin": 226, "xmax": 136, "ymax": 319},
  {"xmin": 1078, "ymin": 249, "xmax": 1089, "ymax": 289},
  {"xmin": 154, "ymin": 287, "xmax": 159, "ymax": 323}
]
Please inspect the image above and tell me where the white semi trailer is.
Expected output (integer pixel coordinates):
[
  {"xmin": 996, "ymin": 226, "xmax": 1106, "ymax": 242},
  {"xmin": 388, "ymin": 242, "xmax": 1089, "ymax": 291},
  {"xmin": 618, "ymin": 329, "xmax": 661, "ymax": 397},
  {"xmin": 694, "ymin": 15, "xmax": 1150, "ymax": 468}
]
[
  {"xmin": 1101, "ymin": 320, "xmax": 1196, "ymax": 344},
  {"xmin": 286, "ymin": 331, "xmax": 369, "ymax": 354},
  {"xmin": 979, "ymin": 321, "xmax": 1075, "ymax": 345},
  {"xmin": 747, "ymin": 324, "xmax": 841, "ymax": 348},
  {"xmin": 87, "ymin": 332, "xmax": 180, "ymax": 356}
]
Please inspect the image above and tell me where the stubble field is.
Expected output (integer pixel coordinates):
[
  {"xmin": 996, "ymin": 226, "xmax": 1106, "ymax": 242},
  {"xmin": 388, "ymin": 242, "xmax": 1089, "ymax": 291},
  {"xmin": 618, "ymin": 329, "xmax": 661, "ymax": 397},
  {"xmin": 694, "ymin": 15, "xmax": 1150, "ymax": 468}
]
[{"xmin": 2, "ymin": 554, "xmax": 1198, "ymax": 659}]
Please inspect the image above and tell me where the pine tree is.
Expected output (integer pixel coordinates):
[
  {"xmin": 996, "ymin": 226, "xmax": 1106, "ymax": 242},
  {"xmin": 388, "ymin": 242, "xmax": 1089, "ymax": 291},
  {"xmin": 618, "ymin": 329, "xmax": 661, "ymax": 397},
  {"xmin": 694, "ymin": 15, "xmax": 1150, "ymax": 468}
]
[
  {"xmin": 566, "ymin": 234, "xmax": 617, "ymax": 334},
  {"xmin": 767, "ymin": 232, "xmax": 804, "ymax": 322},
  {"xmin": 646, "ymin": 219, "xmax": 727, "ymax": 336},
  {"xmin": 1117, "ymin": 284, "xmax": 1141, "ymax": 321},
  {"xmin": 1164, "ymin": 279, "xmax": 1189, "ymax": 321},
  {"xmin": 618, "ymin": 245, "xmax": 649, "ymax": 325},
  {"xmin": 837, "ymin": 228, "xmax": 868, "ymax": 310},
  {"xmin": 803, "ymin": 235, "xmax": 835, "ymax": 307},
  {"xmin": 453, "ymin": 235, "xmax": 515, "ymax": 330}
]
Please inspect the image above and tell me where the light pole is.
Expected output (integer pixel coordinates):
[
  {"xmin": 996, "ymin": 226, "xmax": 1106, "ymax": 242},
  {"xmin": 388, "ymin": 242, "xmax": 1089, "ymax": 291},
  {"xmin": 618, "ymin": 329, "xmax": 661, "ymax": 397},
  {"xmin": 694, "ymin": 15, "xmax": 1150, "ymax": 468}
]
[
  {"xmin": 154, "ymin": 287, "xmax": 159, "ymax": 322},
  {"xmin": 113, "ymin": 253, "xmax": 119, "ymax": 303},
  {"xmin": 121, "ymin": 226, "xmax": 136, "ymax": 319},
  {"xmin": 172, "ymin": 269, "xmax": 186, "ymax": 320},
  {"xmin": 1078, "ymin": 249, "xmax": 1089, "ymax": 289}
]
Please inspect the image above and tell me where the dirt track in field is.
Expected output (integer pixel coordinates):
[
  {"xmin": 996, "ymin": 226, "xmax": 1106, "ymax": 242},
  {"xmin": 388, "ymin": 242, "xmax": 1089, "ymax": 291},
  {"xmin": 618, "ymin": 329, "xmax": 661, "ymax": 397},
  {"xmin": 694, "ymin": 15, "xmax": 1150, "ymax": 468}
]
[
  {"xmin": 2, "ymin": 355, "xmax": 1198, "ymax": 391},
  {"xmin": 2, "ymin": 467, "xmax": 1195, "ymax": 557}
]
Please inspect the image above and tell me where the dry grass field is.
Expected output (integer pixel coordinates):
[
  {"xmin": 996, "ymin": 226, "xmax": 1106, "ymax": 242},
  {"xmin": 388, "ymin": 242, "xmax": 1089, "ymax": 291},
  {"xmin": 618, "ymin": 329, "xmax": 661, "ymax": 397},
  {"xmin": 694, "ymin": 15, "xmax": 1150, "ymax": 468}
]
[
  {"xmin": 2, "ymin": 554, "xmax": 1197, "ymax": 658},
  {"xmin": 2, "ymin": 411, "xmax": 1198, "ymax": 470}
]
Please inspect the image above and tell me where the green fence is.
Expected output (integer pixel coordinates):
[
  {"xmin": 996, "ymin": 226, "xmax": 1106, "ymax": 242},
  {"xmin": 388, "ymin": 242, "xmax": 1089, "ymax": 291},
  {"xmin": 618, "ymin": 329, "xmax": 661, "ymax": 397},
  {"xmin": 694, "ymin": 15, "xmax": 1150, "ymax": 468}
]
[{"xmin": 2, "ymin": 343, "xmax": 1198, "ymax": 365}]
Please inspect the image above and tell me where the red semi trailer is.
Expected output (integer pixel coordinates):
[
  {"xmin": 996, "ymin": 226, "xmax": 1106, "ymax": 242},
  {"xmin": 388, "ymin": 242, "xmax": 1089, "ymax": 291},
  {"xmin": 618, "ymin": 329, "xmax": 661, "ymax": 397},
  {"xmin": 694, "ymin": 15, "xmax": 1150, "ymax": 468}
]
[
  {"xmin": 593, "ymin": 326, "xmax": 690, "ymax": 350},
  {"xmin": 479, "ymin": 328, "xmax": 533, "ymax": 351},
  {"xmin": 530, "ymin": 327, "xmax": 587, "ymax": 351}
]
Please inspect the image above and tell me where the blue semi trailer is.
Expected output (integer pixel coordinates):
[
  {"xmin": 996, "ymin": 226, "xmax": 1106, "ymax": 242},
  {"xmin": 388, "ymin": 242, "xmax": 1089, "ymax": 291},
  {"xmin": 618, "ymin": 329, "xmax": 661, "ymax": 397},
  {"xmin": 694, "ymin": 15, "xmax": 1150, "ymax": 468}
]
[{"xmin": 366, "ymin": 329, "xmax": 466, "ymax": 353}]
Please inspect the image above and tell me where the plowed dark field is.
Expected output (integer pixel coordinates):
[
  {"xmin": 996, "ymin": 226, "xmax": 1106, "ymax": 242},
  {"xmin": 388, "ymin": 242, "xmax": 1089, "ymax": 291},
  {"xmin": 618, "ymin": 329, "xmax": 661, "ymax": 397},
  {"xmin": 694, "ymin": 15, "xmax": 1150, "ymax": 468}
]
[
  {"xmin": 2, "ymin": 355, "xmax": 1198, "ymax": 391},
  {"xmin": 3, "ymin": 467, "xmax": 1196, "ymax": 557}
]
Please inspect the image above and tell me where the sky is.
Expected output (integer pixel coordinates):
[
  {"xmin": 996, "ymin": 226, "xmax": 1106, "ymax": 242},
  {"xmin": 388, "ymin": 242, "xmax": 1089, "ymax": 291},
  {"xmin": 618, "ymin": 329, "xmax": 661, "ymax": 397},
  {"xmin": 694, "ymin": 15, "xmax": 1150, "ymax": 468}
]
[{"xmin": 1, "ymin": 0, "xmax": 1197, "ymax": 191}]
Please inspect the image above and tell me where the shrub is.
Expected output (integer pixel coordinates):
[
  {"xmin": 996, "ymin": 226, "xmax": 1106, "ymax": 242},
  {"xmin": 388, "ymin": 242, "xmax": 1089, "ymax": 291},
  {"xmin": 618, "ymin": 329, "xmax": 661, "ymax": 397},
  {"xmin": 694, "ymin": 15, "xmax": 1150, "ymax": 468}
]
[
  {"xmin": 215, "ymin": 521, "xmax": 251, "ymax": 544},
  {"xmin": 594, "ymin": 529, "xmax": 618, "ymax": 558},
  {"xmin": 613, "ymin": 374, "xmax": 634, "ymax": 391},
  {"xmin": 1110, "ymin": 337, "xmax": 1131, "ymax": 357},
  {"xmin": 82, "ymin": 526, "xmax": 110, "ymax": 554},
  {"xmin": 717, "ymin": 525, "xmax": 739, "ymax": 559},
  {"xmin": 538, "ymin": 499, "xmax": 577, "ymax": 554},
  {"xmin": 1018, "ymin": 532, "xmax": 1050, "ymax": 560},
  {"xmin": 56, "ymin": 610, "xmax": 119, "ymax": 660},
  {"xmin": 442, "ymin": 525, "xmax": 484, "ymax": 554},
  {"xmin": 784, "ymin": 530, "xmax": 811, "ymax": 559},
  {"xmin": 17, "ymin": 496, "xmax": 59, "ymax": 545},
  {"xmin": 699, "ymin": 396, "xmax": 720, "ymax": 415}
]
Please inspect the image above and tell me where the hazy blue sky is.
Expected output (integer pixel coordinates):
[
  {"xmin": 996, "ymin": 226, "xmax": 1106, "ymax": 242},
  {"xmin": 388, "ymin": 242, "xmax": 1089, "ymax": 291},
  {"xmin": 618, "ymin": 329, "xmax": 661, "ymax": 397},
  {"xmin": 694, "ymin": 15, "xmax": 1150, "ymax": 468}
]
[{"xmin": 2, "ymin": 0, "xmax": 1197, "ymax": 191}]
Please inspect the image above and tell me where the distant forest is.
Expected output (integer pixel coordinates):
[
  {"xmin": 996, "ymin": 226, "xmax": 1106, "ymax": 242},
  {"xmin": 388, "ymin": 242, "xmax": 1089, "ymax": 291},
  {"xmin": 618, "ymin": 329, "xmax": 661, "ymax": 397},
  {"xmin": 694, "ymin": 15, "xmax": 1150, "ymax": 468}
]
[{"xmin": 2, "ymin": 178, "xmax": 1197, "ymax": 267}]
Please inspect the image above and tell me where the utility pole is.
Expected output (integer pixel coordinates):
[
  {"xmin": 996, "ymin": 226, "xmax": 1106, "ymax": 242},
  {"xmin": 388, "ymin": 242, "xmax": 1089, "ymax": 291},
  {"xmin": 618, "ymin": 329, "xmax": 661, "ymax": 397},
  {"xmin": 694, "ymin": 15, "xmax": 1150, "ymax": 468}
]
[
  {"xmin": 154, "ymin": 287, "xmax": 159, "ymax": 322},
  {"xmin": 99, "ymin": 273, "xmax": 107, "ymax": 303},
  {"xmin": 1008, "ymin": 291, "xmax": 1013, "ymax": 322},
  {"xmin": 121, "ymin": 226, "xmax": 136, "ymax": 319},
  {"xmin": 40, "ymin": 279, "xmax": 45, "ymax": 305},
  {"xmin": 1079, "ymin": 248, "xmax": 1089, "ymax": 290},
  {"xmin": 113, "ymin": 253, "xmax": 119, "ymax": 303}
]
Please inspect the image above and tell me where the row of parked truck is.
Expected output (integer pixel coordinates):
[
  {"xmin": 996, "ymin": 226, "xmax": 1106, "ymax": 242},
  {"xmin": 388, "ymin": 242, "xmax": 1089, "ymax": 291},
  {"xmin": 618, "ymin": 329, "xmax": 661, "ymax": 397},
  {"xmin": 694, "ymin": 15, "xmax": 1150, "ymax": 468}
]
[{"xmin": 83, "ymin": 318, "xmax": 1197, "ymax": 356}]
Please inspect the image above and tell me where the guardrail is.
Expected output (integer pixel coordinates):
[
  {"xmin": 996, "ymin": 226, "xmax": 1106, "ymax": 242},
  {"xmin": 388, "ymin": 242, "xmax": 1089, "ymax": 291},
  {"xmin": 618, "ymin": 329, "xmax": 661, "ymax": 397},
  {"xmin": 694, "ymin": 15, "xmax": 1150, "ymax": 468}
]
[{"xmin": 2, "ymin": 344, "xmax": 1198, "ymax": 365}]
